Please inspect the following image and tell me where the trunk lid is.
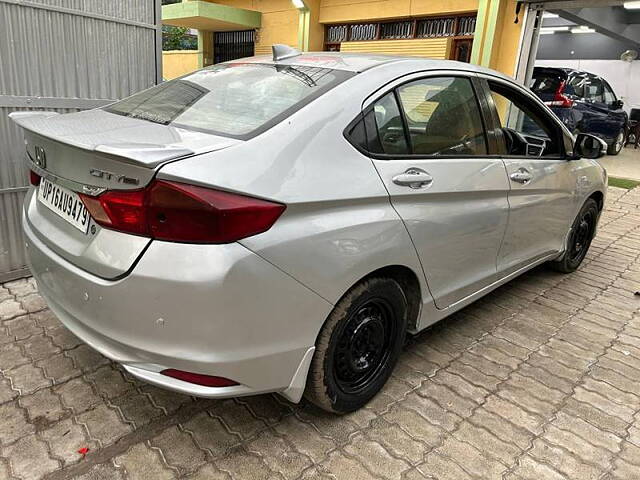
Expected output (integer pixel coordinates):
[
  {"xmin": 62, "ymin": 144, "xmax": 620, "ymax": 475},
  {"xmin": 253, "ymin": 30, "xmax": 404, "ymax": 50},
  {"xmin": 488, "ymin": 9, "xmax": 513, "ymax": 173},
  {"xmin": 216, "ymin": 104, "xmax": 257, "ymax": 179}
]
[{"xmin": 13, "ymin": 109, "xmax": 240, "ymax": 279}]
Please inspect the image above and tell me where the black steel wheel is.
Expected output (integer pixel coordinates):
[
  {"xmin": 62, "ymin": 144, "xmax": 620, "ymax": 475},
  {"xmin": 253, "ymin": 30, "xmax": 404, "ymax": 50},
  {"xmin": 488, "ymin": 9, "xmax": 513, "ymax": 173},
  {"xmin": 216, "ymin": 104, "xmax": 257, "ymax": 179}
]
[
  {"xmin": 333, "ymin": 298, "xmax": 396, "ymax": 395},
  {"xmin": 305, "ymin": 277, "xmax": 407, "ymax": 413},
  {"xmin": 550, "ymin": 198, "xmax": 599, "ymax": 273}
]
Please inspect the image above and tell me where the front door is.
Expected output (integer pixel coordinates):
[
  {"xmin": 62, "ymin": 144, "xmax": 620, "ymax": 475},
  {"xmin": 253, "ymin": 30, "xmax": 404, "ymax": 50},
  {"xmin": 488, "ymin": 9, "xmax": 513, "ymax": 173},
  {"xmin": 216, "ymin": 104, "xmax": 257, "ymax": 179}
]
[
  {"xmin": 482, "ymin": 78, "xmax": 578, "ymax": 276},
  {"xmin": 366, "ymin": 75, "xmax": 510, "ymax": 308}
]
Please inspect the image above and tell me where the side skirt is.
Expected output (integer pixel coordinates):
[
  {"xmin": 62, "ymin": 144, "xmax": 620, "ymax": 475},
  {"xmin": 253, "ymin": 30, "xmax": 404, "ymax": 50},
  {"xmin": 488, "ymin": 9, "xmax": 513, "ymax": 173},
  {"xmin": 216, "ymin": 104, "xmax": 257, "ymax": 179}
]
[{"xmin": 413, "ymin": 252, "xmax": 560, "ymax": 333}]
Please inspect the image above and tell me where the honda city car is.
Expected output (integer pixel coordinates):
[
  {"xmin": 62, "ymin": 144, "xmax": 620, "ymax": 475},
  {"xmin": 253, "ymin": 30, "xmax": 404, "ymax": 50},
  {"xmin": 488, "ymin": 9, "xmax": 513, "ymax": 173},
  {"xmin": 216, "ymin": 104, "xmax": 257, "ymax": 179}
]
[{"xmin": 13, "ymin": 47, "xmax": 607, "ymax": 413}]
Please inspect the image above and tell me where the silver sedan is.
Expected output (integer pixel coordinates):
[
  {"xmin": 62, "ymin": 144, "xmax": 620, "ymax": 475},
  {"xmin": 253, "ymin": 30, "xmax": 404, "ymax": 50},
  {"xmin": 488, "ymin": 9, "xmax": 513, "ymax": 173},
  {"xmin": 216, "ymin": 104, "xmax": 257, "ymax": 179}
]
[{"xmin": 13, "ymin": 47, "xmax": 607, "ymax": 413}]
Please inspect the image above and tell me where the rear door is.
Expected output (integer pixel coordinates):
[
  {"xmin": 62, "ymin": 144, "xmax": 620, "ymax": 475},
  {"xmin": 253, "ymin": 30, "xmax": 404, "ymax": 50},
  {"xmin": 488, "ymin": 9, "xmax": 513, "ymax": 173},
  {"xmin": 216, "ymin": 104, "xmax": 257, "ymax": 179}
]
[
  {"xmin": 480, "ymin": 77, "xmax": 578, "ymax": 276},
  {"xmin": 365, "ymin": 73, "xmax": 510, "ymax": 309}
]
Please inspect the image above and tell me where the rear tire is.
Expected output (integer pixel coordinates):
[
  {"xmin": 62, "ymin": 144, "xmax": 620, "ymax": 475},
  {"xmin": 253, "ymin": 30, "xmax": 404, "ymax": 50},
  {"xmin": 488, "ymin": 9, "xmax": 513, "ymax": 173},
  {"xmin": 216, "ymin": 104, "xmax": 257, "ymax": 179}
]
[
  {"xmin": 550, "ymin": 198, "xmax": 598, "ymax": 273},
  {"xmin": 607, "ymin": 130, "xmax": 625, "ymax": 155},
  {"xmin": 304, "ymin": 277, "xmax": 407, "ymax": 414}
]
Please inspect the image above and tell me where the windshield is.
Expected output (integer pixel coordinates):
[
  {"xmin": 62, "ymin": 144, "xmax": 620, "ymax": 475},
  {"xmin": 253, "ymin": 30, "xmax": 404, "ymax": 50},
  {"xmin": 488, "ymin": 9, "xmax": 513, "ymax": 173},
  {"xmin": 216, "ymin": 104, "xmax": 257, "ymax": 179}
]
[{"xmin": 105, "ymin": 63, "xmax": 352, "ymax": 138}]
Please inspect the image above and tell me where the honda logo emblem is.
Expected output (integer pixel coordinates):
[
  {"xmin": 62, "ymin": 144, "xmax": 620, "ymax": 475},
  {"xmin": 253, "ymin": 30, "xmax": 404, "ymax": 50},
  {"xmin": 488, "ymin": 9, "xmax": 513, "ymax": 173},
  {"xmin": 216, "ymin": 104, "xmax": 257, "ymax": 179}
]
[{"xmin": 34, "ymin": 146, "xmax": 46, "ymax": 168}]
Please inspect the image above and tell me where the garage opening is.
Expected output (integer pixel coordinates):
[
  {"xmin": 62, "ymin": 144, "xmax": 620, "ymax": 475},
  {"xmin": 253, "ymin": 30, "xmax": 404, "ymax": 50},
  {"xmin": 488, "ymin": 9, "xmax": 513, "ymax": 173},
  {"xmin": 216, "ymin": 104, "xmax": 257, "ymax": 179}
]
[{"xmin": 214, "ymin": 30, "xmax": 255, "ymax": 64}]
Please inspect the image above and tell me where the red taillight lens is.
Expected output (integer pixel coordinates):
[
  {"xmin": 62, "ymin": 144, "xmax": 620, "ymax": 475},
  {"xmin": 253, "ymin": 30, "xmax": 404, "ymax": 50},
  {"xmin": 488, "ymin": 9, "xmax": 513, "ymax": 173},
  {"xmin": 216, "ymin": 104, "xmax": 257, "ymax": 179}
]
[
  {"xmin": 29, "ymin": 170, "xmax": 41, "ymax": 186},
  {"xmin": 160, "ymin": 369, "xmax": 238, "ymax": 387},
  {"xmin": 544, "ymin": 80, "xmax": 574, "ymax": 108},
  {"xmin": 79, "ymin": 180, "xmax": 285, "ymax": 244},
  {"xmin": 81, "ymin": 189, "xmax": 147, "ymax": 235}
]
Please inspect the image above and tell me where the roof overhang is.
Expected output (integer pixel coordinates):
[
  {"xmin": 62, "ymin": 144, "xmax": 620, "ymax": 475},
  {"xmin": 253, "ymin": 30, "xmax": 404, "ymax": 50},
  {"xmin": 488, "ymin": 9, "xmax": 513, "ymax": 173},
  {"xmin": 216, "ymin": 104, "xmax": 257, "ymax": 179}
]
[{"xmin": 162, "ymin": 1, "xmax": 261, "ymax": 31}]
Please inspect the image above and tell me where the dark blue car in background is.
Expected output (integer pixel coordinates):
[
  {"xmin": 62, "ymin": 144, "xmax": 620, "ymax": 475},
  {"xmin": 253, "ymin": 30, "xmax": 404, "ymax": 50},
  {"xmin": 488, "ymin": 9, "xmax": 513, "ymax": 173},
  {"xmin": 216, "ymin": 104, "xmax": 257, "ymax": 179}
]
[{"xmin": 531, "ymin": 67, "xmax": 628, "ymax": 155}]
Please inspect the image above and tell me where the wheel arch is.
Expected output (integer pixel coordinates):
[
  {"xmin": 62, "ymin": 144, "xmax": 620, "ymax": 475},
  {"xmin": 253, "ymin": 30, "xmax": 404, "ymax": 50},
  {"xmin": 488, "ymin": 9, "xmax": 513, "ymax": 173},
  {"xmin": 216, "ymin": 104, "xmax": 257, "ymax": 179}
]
[
  {"xmin": 588, "ymin": 190, "xmax": 604, "ymax": 211},
  {"xmin": 345, "ymin": 264, "xmax": 423, "ymax": 332}
]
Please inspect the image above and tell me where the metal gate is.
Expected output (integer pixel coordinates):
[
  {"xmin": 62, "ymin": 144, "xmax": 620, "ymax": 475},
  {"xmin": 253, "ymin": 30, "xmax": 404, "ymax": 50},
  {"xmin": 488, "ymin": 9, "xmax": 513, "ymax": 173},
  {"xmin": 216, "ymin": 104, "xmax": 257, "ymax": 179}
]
[
  {"xmin": 0, "ymin": 0, "xmax": 162, "ymax": 282},
  {"xmin": 214, "ymin": 30, "xmax": 255, "ymax": 64}
]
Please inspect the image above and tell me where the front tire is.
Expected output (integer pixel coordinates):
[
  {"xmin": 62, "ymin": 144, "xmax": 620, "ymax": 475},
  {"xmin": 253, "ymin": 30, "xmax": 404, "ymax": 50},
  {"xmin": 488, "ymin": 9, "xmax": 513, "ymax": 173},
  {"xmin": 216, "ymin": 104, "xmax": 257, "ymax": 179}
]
[
  {"xmin": 607, "ymin": 129, "xmax": 625, "ymax": 155},
  {"xmin": 304, "ymin": 277, "xmax": 407, "ymax": 413},
  {"xmin": 550, "ymin": 198, "xmax": 598, "ymax": 273}
]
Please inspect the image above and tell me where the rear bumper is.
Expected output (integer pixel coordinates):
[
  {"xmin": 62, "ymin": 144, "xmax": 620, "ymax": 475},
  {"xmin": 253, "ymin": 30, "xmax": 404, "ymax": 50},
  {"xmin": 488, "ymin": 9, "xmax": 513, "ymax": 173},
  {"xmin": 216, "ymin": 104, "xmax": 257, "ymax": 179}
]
[{"xmin": 23, "ymin": 214, "xmax": 331, "ymax": 401}]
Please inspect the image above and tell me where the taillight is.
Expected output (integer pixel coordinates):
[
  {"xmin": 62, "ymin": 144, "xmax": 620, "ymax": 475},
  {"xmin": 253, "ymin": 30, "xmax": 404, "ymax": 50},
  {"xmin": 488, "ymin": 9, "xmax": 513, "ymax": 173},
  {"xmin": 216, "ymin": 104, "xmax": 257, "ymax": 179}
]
[
  {"xmin": 79, "ymin": 180, "xmax": 285, "ymax": 243},
  {"xmin": 29, "ymin": 170, "xmax": 41, "ymax": 186},
  {"xmin": 160, "ymin": 369, "xmax": 238, "ymax": 387},
  {"xmin": 544, "ymin": 80, "xmax": 574, "ymax": 108}
]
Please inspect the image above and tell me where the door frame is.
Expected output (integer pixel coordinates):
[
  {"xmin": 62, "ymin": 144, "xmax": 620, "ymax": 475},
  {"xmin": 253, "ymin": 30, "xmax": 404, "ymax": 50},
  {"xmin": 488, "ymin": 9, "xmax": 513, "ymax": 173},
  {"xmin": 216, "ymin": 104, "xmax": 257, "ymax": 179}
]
[{"xmin": 472, "ymin": 73, "xmax": 576, "ymax": 157}]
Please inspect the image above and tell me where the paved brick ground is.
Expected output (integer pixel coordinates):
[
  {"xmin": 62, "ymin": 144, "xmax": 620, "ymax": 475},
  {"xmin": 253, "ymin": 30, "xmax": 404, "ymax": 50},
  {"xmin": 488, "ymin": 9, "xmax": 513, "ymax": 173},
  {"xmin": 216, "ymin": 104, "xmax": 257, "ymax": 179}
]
[{"xmin": 1, "ymin": 186, "xmax": 640, "ymax": 480}]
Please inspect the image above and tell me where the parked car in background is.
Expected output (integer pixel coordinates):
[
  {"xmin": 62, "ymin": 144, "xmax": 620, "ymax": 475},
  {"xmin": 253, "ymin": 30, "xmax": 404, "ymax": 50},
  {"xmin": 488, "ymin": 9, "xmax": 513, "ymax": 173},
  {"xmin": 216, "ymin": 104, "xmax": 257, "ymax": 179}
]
[
  {"xmin": 531, "ymin": 67, "xmax": 628, "ymax": 155},
  {"xmin": 13, "ymin": 48, "xmax": 608, "ymax": 414}
]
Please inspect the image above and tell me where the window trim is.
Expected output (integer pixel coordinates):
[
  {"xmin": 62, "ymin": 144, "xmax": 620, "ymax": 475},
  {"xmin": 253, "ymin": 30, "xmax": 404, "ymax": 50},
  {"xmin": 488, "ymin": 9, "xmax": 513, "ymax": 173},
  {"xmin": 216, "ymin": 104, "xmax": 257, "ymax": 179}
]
[
  {"xmin": 477, "ymin": 76, "xmax": 571, "ymax": 160},
  {"xmin": 346, "ymin": 72, "xmax": 492, "ymax": 160}
]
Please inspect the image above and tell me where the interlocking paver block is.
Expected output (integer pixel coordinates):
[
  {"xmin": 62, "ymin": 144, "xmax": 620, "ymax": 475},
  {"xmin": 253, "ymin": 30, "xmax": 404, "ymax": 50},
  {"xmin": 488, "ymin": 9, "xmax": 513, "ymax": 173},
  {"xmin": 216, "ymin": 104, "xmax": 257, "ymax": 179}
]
[
  {"xmin": 149, "ymin": 426, "xmax": 207, "ymax": 474},
  {"xmin": 0, "ymin": 402, "xmax": 35, "ymax": 445},
  {"xmin": 76, "ymin": 404, "xmax": 133, "ymax": 446},
  {"xmin": 114, "ymin": 443, "xmax": 175, "ymax": 480},
  {"xmin": 208, "ymin": 400, "xmax": 267, "ymax": 440},
  {"xmin": 183, "ymin": 412, "xmax": 240, "ymax": 459},
  {"xmin": 247, "ymin": 430, "xmax": 312, "ymax": 480},
  {"xmin": 0, "ymin": 299, "xmax": 26, "ymax": 321},
  {"xmin": 215, "ymin": 448, "xmax": 274, "ymax": 480},
  {"xmin": 364, "ymin": 418, "xmax": 425, "ymax": 464},
  {"xmin": 3, "ymin": 434, "xmax": 59, "ymax": 479},
  {"xmin": 344, "ymin": 433, "xmax": 410, "ymax": 480},
  {"xmin": 19, "ymin": 388, "xmax": 66, "ymax": 428},
  {"xmin": 41, "ymin": 417, "xmax": 96, "ymax": 466},
  {"xmin": 72, "ymin": 462, "xmax": 126, "ymax": 480}
]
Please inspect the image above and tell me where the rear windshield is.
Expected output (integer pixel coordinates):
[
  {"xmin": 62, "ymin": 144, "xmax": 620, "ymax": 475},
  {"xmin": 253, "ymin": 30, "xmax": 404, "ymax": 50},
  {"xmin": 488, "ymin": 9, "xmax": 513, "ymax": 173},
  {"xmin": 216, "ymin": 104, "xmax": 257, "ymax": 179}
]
[
  {"xmin": 105, "ymin": 63, "xmax": 353, "ymax": 139},
  {"xmin": 529, "ymin": 71, "xmax": 563, "ymax": 94}
]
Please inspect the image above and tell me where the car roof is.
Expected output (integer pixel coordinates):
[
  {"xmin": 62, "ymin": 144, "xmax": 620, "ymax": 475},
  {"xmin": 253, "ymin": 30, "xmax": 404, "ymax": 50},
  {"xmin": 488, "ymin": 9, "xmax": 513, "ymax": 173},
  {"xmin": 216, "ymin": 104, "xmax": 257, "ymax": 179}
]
[
  {"xmin": 534, "ymin": 66, "xmax": 600, "ymax": 78},
  {"xmin": 231, "ymin": 52, "xmax": 514, "ymax": 80}
]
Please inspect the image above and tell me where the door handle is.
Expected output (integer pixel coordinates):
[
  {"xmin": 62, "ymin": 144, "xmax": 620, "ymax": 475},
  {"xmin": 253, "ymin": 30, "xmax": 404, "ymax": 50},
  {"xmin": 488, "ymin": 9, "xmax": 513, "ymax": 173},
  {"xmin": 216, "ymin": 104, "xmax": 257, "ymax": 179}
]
[
  {"xmin": 509, "ymin": 168, "xmax": 532, "ymax": 184},
  {"xmin": 392, "ymin": 168, "xmax": 433, "ymax": 189}
]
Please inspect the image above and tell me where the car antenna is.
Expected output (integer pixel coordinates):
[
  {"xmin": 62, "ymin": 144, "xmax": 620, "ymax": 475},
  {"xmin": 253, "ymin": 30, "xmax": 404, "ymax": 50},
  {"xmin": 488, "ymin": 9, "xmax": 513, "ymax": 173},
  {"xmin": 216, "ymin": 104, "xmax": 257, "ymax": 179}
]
[{"xmin": 272, "ymin": 44, "xmax": 301, "ymax": 62}]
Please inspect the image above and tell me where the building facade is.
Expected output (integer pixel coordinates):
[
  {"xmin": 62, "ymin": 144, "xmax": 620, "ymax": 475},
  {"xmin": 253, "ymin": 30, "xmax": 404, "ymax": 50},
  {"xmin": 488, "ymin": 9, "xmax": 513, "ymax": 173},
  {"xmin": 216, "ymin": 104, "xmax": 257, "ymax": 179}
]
[{"xmin": 162, "ymin": 0, "xmax": 527, "ymax": 80}]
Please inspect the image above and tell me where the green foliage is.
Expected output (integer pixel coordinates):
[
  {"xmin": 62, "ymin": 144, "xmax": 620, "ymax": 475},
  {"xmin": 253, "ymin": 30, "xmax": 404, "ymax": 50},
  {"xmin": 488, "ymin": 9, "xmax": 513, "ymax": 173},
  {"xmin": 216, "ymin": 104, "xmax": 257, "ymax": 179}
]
[{"xmin": 162, "ymin": 25, "xmax": 198, "ymax": 51}]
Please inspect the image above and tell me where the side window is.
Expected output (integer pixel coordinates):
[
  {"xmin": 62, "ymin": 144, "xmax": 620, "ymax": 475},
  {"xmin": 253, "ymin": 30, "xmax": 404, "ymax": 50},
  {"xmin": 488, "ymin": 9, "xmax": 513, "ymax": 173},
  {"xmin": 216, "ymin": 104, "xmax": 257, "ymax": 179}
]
[
  {"xmin": 586, "ymin": 77, "xmax": 604, "ymax": 103},
  {"xmin": 603, "ymin": 82, "xmax": 617, "ymax": 105},
  {"xmin": 371, "ymin": 92, "xmax": 409, "ymax": 155},
  {"xmin": 568, "ymin": 75, "xmax": 587, "ymax": 98},
  {"xmin": 489, "ymin": 82, "xmax": 562, "ymax": 157},
  {"xmin": 396, "ymin": 77, "xmax": 487, "ymax": 155}
]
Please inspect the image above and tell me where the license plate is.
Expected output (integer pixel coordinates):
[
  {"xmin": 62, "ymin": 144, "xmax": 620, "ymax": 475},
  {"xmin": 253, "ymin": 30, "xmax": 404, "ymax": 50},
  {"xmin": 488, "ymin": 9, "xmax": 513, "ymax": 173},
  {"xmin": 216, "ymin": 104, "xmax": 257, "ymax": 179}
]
[{"xmin": 37, "ymin": 177, "xmax": 91, "ymax": 234}]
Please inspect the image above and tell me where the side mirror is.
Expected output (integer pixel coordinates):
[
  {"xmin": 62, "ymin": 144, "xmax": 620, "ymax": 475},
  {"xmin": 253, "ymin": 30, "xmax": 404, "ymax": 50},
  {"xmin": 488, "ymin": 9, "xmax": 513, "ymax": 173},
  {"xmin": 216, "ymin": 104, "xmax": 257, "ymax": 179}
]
[
  {"xmin": 612, "ymin": 99, "xmax": 624, "ymax": 110},
  {"xmin": 574, "ymin": 133, "xmax": 607, "ymax": 159}
]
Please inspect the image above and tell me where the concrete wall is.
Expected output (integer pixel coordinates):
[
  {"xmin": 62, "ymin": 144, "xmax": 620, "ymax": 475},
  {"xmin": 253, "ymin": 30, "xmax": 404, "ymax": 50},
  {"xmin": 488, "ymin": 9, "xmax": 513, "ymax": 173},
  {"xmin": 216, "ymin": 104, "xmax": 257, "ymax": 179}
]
[{"xmin": 536, "ymin": 59, "xmax": 640, "ymax": 112}]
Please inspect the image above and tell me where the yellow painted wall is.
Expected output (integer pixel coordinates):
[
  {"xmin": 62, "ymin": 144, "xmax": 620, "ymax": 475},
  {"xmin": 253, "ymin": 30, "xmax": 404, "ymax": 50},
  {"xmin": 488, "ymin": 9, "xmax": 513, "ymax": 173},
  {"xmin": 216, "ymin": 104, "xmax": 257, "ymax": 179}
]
[
  {"xmin": 162, "ymin": 51, "xmax": 201, "ymax": 80},
  {"xmin": 340, "ymin": 38, "xmax": 451, "ymax": 58},
  {"xmin": 306, "ymin": 0, "xmax": 326, "ymax": 51},
  {"xmin": 489, "ymin": 0, "xmax": 523, "ymax": 77},
  {"xmin": 319, "ymin": 0, "xmax": 478, "ymax": 23},
  {"xmin": 202, "ymin": 0, "xmax": 298, "ymax": 53}
]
